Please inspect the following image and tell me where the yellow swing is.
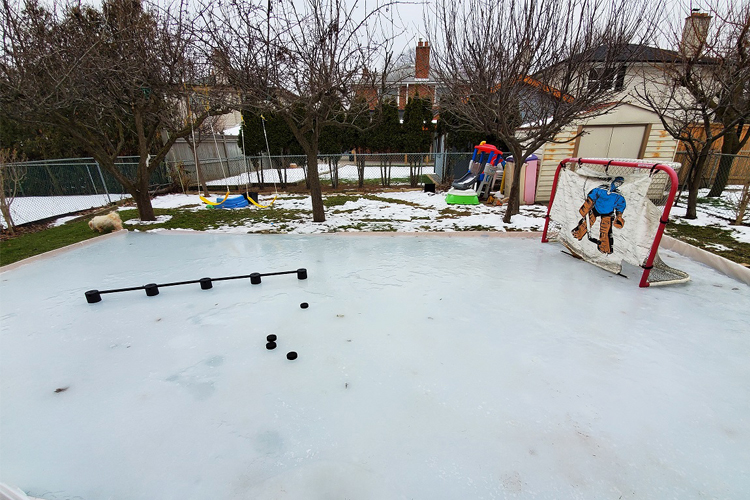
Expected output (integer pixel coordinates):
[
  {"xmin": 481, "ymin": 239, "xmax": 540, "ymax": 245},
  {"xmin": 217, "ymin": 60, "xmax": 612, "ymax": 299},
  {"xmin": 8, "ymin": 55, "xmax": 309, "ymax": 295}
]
[{"xmin": 200, "ymin": 192, "xmax": 231, "ymax": 206}]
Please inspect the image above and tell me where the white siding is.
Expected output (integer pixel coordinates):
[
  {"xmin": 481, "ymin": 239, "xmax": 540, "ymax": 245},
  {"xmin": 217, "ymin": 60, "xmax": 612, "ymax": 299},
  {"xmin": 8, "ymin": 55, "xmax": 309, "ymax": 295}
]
[
  {"xmin": 534, "ymin": 108, "xmax": 678, "ymax": 203},
  {"xmin": 536, "ymin": 125, "xmax": 579, "ymax": 202}
]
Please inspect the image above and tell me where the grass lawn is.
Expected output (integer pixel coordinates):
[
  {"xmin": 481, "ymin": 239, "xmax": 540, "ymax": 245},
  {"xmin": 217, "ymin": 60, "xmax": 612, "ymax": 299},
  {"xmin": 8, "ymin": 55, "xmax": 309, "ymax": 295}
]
[{"xmin": 0, "ymin": 219, "xmax": 102, "ymax": 267}]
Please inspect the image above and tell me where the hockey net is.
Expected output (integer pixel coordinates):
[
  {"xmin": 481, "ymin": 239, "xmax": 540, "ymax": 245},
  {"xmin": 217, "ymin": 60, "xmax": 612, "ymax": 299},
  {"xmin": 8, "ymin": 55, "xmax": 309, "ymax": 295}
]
[{"xmin": 542, "ymin": 158, "xmax": 689, "ymax": 287}]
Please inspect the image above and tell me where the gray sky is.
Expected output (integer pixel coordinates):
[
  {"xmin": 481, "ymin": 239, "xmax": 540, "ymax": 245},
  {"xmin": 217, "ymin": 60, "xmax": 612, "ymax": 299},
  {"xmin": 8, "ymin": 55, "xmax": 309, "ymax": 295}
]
[{"xmin": 75, "ymin": 0, "xmax": 707, "ymax": 55}]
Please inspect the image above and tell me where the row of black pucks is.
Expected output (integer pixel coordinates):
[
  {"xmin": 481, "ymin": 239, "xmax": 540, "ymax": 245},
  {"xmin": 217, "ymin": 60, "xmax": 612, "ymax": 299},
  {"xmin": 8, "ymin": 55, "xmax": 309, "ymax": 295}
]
[{"xmin": 85, "ymin": 268, "xmax": 308, "ymax": 303}]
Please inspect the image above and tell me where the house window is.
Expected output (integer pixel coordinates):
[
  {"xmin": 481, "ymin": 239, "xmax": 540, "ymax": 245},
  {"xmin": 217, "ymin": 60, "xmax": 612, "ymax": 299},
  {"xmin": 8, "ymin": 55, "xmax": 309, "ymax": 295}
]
[{"xmin": 588, "ymin": 65, "xmax": 627, "ymax": 91}]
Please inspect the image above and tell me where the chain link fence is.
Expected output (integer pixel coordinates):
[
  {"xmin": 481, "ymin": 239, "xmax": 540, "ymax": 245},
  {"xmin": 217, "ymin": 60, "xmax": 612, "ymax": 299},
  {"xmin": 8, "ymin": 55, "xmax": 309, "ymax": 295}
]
[
  {"xmin": 673, "ymin": 151, "xmax": 750, "ymax": 224},
  {"xmin": 0, "ymin": 157, "xmax": 170, "ymax": 229},
  {"xmin": 168, "ymin": 151, "xmax": 473, "ymax": 191},
  {"xmin": 1, "ymin": 152, "xmax": 474, "ymax": 230}
]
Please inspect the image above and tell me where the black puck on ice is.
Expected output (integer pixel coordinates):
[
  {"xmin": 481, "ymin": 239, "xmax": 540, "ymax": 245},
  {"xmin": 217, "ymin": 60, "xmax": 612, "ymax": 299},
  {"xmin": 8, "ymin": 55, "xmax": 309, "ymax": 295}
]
[
  {"xmin": 286, "ymin": 351, "xmax": 298, "ymax": 360},
  {"xmin": 266, "ymin": 342, "xmax": 277, "ymax": 350},
  {"xmin": 267, "ymin": 334, "xmax": 277, "ymax": 342},
  {"xmin": 300, "ymin": 302, "xmax": 309, "ymax": 309}
]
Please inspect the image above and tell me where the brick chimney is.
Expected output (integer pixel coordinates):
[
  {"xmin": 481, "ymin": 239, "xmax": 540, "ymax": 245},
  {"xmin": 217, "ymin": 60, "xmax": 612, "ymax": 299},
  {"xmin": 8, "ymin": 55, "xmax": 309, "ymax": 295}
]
[
  {"xmin": 415, "ymin": 39, "xmax": 430, "ymax": 80},
  {"xmin": 680, "ymin": 10, "xmax": 711, "ymax": 58}
]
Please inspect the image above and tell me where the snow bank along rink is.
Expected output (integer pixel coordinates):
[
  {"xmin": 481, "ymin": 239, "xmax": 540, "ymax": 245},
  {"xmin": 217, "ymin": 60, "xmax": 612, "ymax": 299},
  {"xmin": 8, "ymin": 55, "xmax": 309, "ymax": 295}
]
[{"xmin": 1, "ymin": 230, "xmax": 748, "ymax": 499}]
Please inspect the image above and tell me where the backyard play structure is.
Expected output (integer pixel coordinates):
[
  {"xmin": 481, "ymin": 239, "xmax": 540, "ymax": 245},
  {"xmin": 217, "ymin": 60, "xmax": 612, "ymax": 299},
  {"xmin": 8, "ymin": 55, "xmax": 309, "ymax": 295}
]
[
  {"xmin": 542, "ymin": 157, "xmax": 690, "ymax": 287},
  {"xmin": 446, "ymin": 142, "xmax": 504, "ymax": 205},
  {"xmin": 446, "ymin": 142, "xmax": 541, "ymax": 206}
]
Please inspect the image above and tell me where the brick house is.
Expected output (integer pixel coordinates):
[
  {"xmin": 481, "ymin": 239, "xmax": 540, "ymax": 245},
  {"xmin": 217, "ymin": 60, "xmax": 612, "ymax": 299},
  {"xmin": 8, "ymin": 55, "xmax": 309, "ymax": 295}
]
[{"xmin": 356, "ymin": 40, "xmax": 442, "ymax": 114}]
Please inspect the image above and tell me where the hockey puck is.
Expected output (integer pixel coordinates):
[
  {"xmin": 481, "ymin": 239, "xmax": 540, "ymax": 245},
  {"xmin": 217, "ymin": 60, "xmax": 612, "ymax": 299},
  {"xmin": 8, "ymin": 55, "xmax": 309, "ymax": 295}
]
[
  {"xmin": 266, "ymin": 342, "xmax": 277, "ymax": 350},
  {"xmin": 286, "ymin": 351, "xmax": 298, "ymax": 360},
  {"xmin": 267, "ymin": 334, "xmax": 277, "ymax": 342},
  {"xmin": 300, "ymin": 302, "xmax": 309, "ymax": 309}
]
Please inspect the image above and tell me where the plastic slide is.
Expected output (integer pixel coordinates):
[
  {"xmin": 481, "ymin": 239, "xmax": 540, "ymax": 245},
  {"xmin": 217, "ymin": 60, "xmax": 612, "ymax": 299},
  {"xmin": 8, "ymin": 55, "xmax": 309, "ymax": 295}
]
[
  {"xmin": 452, "ymin": 167, "xmax": 482, "ymax": 190},
  {"xmin": 452, "ymin": 142, "xmax": 503, "ymax": 190}
]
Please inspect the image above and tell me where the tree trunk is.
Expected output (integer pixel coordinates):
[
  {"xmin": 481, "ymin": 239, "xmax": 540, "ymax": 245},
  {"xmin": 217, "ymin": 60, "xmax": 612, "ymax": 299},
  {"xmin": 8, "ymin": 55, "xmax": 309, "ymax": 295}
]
[
  {"xmin": 132, "ymin": 156, "xmax": 157, "ymax": 221},
  {"xmin": 0, "ymin": 161, "xmax": 18, "ymax": 235},
  {"xmin": 133, "ymin": 187, "xmax": 155, "ymax": 221},
  {"xmin": 707, "ymin": 129, "xmax": 740, "ymax": 197},
  {"xmin": 0, "ymin": 194, "xmax": 15, "ymax": 235},
  {"xmin": 734, "ymin": 179, "xmax": 750, "ymax": 225},
  {"xmin": 278, "ymin": 154, "xmax": 286, "ymax": 189},
  {"xmin": 686, "ymin": 150, "xmax": 710, "ymax": 219},
  {"xmin": 502, "ymin": 148, "xmax": 524, "ymax": 223},
  {"xmin": 307, "ymin": 148, "xmax": 325, "ymax": 222},
  {"xmin": 44, "ymin": 163, "xmax": 63, "ymax": 195}
]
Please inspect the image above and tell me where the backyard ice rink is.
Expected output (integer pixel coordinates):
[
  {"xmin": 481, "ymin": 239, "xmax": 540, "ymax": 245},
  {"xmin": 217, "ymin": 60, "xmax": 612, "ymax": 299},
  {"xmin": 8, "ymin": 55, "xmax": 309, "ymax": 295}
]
[{"xmin": 1, "ymin": 231, "xmax": 749, "ymax": 499}]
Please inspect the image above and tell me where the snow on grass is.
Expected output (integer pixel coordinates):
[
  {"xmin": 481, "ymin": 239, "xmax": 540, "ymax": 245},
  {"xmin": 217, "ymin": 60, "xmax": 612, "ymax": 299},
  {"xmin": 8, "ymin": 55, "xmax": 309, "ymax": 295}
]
[
  {"xmin": 132, "ymin": 190, "xmax": 546, "ymax": 234},
  {"xmin": 671, "ymin": 188, "xmax": 749, "ymax": 223},
  {"xmin": 704, "ymin": 243, "xmax": 735, "ymax": 252},
  {"xmin": 148, "ymin": 194, "xmax": 205, "ymax": 209},
  {"xmin": 671, "ymin": 189, "xmax": 749, "ymax": 245},
  {"xmin": 51, "ymin": 216, "xmax": 78, "ymax": 227},
  {"xmin": 132, "ymin": 188, "xmax": 747, "ymax": 245},
  {"xmin": 730, "ymin": 225, "xmax": 750, "ymax": 244},
  {"xmin": 6, "ymin": 184, "xmax": 741, "ymax": 246},
  {"xmin": 124, "ymin": 215, "xmax": 174, "ymax": 226}
]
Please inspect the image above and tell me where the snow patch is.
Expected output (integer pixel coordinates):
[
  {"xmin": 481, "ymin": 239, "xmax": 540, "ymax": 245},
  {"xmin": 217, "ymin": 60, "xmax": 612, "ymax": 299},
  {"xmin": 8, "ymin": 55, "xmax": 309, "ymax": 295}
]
[{"xmin": 125, "ymin": 215, "xmax": 173, "ymax": 226}]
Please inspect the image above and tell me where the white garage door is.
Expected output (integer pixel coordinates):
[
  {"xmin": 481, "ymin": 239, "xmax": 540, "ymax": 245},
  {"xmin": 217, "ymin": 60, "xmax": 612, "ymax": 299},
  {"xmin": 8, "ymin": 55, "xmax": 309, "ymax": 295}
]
[{"xmin": 577, "ymin": 125, "xmax": 646, "ymax": 159}]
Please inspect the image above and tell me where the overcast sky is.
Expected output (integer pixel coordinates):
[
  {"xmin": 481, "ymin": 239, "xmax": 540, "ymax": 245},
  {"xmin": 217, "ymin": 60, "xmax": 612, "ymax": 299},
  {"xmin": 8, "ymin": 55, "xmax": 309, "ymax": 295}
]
[
  {"xmin": 339, "ymin": 0, "xmax": 699, "ymax": 56},
  {"xmin": 73, "ymin": 0, "xmax": 710, "ymax": 56}
]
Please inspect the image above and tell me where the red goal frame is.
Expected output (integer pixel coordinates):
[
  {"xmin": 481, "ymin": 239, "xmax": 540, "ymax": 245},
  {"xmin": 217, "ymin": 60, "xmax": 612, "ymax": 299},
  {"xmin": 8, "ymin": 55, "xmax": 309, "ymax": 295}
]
[{"xmin": 541, "ymin": 158, "xmax": 680, "ymax": 288}]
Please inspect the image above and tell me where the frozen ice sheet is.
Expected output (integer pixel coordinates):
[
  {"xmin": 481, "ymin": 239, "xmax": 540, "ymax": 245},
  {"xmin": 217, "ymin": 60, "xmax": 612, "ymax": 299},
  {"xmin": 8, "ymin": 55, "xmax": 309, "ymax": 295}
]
[{"xmin": 1, "ymin": 232, "xmax": 749, "ymax": 499}]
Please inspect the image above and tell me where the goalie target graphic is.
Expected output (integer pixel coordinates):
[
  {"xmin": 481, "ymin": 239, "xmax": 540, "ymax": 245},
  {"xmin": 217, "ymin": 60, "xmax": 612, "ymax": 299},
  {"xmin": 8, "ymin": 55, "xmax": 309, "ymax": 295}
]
[{"xmin": 570, "ymin": 176, "xmax": 626, "ymax": 255}]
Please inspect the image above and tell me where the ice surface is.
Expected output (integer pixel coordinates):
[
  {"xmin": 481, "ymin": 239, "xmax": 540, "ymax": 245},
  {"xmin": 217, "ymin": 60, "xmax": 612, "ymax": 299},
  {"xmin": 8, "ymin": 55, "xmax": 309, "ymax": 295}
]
[{"xmin": 1, "ymin": 232, "xmax": 749, "ymax": 499}]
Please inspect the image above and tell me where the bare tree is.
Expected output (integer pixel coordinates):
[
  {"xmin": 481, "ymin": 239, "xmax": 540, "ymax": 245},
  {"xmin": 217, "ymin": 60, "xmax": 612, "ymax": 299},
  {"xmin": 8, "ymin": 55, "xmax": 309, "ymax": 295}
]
[
  {"xmin": 706, "ymin": 4, "xmax": 750, "ymax": 197},
  {"xmin": 0, "ymin": 148, "xmax": 26, "ymax": 235},
  {"xmin": 203, "ymin": 0, "xmax": 395, "ymax": 222},
  {"xmin": 735, "ymin": 173, "xmax": 750, "ymax": 225},
  {"xmin": 0, "ymin": 0, "xmax": 230, "ymax": 220},
  {"xmin": 636, "ymin": 3, "xmax": 750, "ymax": 218},
  {"xmin": 430, "ymin": 0, "xmax": 656, "ymax": 223}
]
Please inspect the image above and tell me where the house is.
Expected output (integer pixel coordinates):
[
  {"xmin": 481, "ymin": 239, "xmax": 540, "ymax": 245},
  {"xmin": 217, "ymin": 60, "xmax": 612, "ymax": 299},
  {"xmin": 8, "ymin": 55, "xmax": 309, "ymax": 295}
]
[
  {"xmin": 355, "ymin": 40, "xmax": 442, "ymax": 114},
  {"xmin": 397, "ymin": 40, "xmax": 440, "ymax": 111},
  {"xmin": 533, "ymin": 101, "xmax": 680, "ymax": 203},
  {"xmin": 530, "ymin": 13, "xmax": 716, "ymax": 203}
]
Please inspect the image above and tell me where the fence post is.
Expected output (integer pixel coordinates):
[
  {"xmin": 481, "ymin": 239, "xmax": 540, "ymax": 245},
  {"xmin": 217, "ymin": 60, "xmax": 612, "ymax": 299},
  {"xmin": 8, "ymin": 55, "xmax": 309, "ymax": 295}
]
[
  {"xmin": 95, "ymin": 161, "xmax": 113, "ymax": 205},
  {"xmin": 85, "ymin": 163, "xmax": 99, "ymax": 196}
]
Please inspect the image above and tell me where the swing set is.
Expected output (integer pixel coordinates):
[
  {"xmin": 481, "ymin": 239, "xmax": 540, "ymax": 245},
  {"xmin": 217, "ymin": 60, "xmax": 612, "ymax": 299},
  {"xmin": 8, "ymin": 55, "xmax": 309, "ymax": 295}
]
[{"xmin": 188, "ymin": 93, "xmax": 277, "ymax": 209}]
